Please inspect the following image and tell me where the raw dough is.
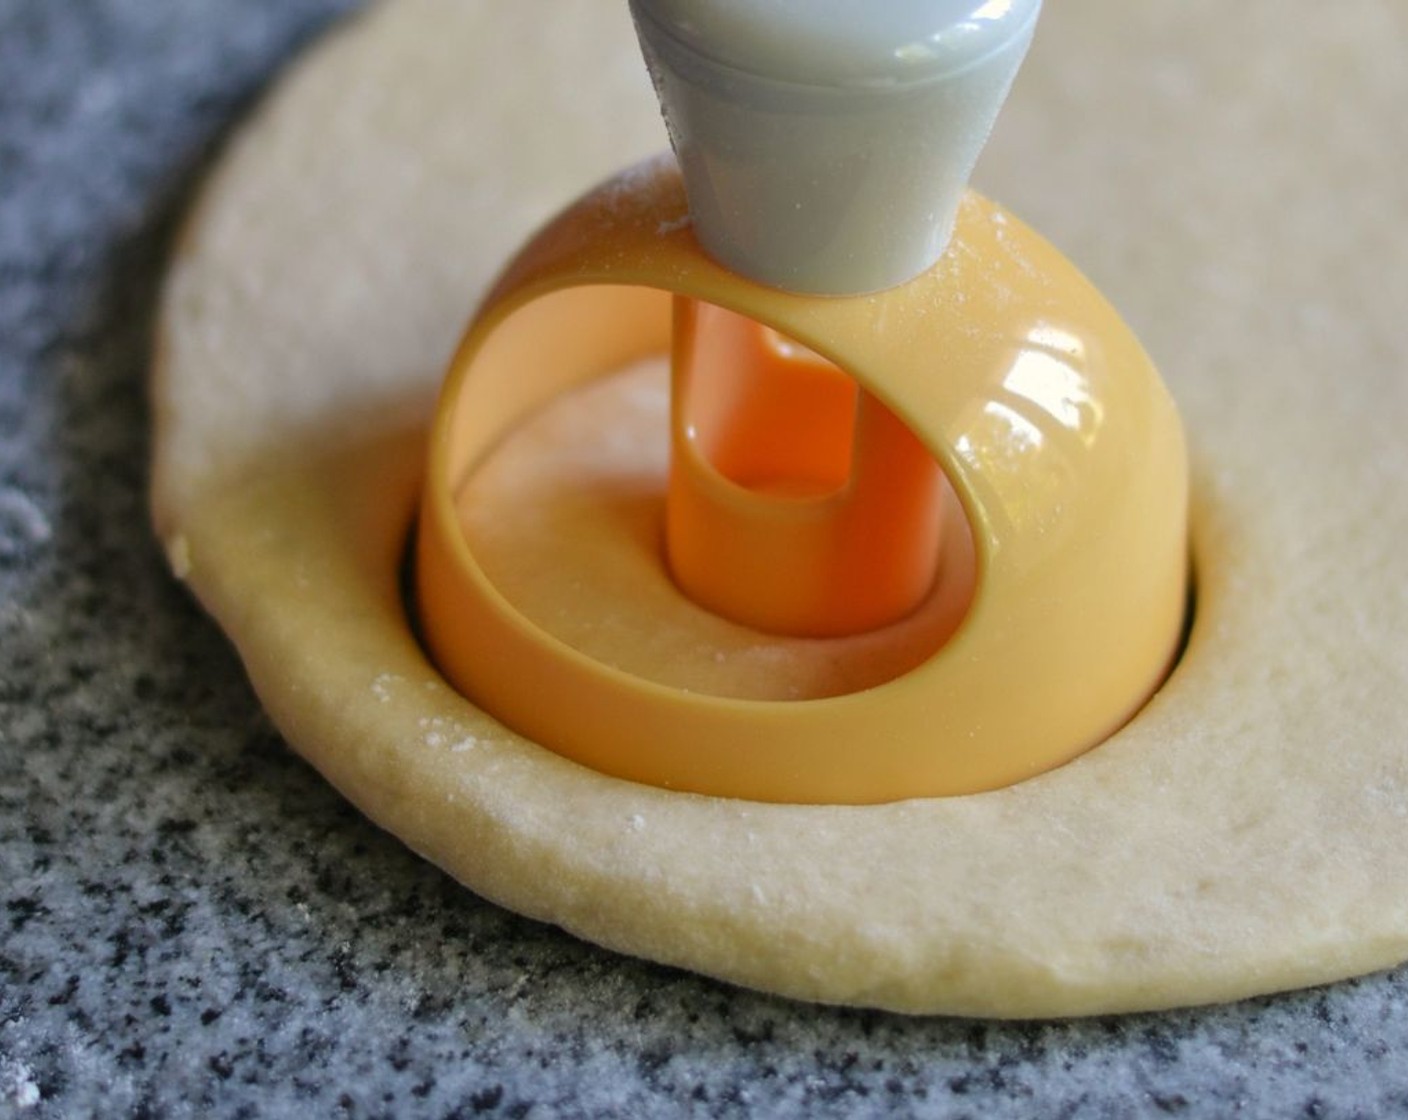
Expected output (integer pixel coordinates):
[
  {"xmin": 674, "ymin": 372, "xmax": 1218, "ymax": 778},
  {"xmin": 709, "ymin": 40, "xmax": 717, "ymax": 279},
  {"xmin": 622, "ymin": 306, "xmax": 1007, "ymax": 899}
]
[{"xmin": 152, "ymin": 0, "xmax": 1408, "ymax": 1016}]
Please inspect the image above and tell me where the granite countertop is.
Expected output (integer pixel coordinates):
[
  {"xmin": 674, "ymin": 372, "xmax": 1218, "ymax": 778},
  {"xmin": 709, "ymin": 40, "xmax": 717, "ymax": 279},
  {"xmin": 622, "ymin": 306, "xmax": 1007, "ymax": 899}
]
[{"xmin": 4, "ymin": 2, "xmax": 1408, "ymax": 1117}]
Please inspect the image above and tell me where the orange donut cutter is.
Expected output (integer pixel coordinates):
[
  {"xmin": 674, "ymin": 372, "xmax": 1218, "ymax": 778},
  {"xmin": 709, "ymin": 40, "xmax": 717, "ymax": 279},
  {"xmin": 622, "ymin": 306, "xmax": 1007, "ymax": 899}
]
[{"xmin": 414, "ymin": 159, "xmax": 1188, "ymax": 804}]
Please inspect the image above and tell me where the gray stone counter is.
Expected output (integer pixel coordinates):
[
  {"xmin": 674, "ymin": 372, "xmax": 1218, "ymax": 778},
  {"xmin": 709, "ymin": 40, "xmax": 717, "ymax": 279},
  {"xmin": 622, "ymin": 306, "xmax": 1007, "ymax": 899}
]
[{"xmin": 2, "ymin": 2, "xmax": 1406, "ymax": 1116}]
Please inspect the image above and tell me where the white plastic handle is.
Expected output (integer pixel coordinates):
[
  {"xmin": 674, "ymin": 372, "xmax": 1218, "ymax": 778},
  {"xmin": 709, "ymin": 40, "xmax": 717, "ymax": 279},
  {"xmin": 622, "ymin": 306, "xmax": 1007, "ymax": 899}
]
[{"xmin": 630, "ymin": 0, "xmax": 1042, "ymax": 294}]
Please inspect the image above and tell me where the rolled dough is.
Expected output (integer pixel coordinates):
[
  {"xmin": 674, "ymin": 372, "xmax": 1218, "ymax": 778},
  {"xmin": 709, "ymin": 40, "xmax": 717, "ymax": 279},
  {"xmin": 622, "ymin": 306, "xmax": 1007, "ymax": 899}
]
[{"xmin": 151, "ymin": 0, "xmax": 1408, "ymax": 1016}]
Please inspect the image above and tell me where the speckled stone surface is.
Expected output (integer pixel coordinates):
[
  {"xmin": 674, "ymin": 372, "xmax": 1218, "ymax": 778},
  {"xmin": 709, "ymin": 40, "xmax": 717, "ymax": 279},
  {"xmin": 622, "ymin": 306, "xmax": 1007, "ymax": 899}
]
[{"xmin": 4, "ymin": 2, "xmax": 1408, "ymax": 1117}]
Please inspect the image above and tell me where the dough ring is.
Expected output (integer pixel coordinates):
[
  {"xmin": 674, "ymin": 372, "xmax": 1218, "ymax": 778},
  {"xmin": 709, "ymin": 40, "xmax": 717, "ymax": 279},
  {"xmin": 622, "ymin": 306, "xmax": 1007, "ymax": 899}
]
[{"xmin": 151, "ymin": 0, "xmax": 1408, "ymax": 1017}]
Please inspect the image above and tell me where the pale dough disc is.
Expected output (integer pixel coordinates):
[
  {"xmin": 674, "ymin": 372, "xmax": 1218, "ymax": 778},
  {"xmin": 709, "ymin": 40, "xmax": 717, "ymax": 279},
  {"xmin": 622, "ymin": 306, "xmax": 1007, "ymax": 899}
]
[{"xmin": 152, "ymin": 0, "xmax": 1408, "ymax": 1016}]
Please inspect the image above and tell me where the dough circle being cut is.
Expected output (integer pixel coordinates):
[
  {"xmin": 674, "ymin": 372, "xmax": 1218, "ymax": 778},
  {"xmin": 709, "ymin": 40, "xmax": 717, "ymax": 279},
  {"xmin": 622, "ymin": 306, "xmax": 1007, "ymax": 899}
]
[{"xmin": 151, "ymin": 0, "xmax": 1408, "ymax": 1016}]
